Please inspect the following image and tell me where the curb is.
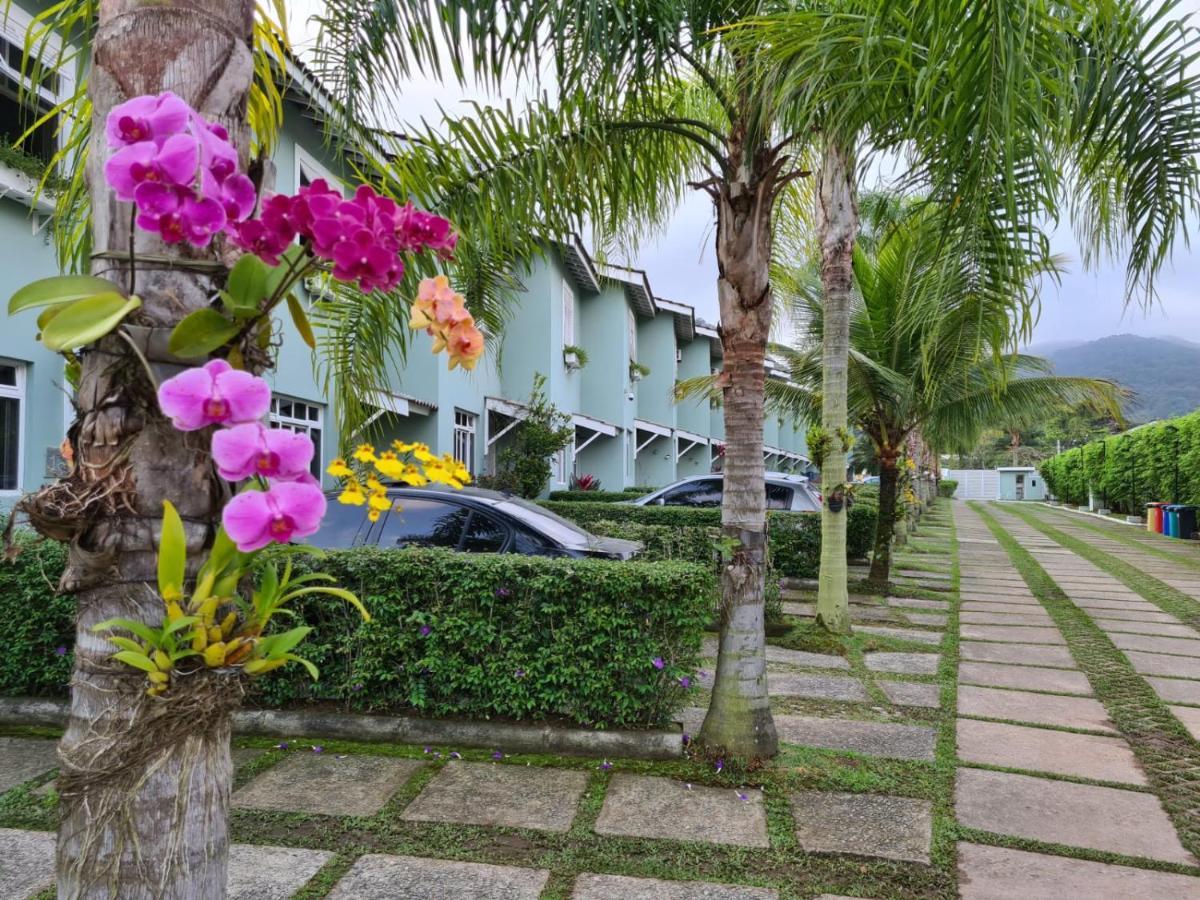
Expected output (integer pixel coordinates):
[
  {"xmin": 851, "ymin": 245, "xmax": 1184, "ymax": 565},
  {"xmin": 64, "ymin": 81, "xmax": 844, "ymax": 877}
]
[{"xmin": 0, "ymin": 697, "xmax": 684, "ymax": 761}]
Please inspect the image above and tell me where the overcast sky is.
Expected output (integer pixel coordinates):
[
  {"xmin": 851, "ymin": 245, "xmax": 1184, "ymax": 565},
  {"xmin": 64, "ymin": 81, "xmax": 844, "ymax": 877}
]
[{"xmin": 290, "ymin": 1, "xmax": 1200, "ymax": 345}]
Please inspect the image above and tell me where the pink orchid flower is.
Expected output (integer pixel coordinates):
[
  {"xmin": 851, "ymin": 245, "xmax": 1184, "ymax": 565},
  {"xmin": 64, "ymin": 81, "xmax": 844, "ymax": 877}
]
[
  {"xmin": 222, "ymin": 481, "xmax": 327, "ymax": 551},
  {"xmin": 134, "ymin": 183, "xmax": 227, "ymax": 247},
  {"xmin": 157, "ymin": 359, "xmax": 271, "ymax": 431},
  {"xmin": 193, "ymin": 115, "xmax": 239, "ymax": 182},
  {"xmin": 104, "ymin": 133, "xmax": 199, "ymax": 201},
  {"xmin": 331, "ymin": 227, "xmax": 403, "ymax": 293},
  {"xmin": 227, "ymin": 219, "xmax": 291, "ymax": 266},
  {"xmin": 105, "ymin": 91, "xmax": 190, "ymax": 148},
  {"xmin": 211, "ymin": 422, "xmax": 314, "ymax": 482},
  {"xmin": 396, "ymin": 203, "xmax": 456, "ymax": 257},
  {"xmin": 204, "ymin": 170, "xmax": 256, "ymax": 223}
]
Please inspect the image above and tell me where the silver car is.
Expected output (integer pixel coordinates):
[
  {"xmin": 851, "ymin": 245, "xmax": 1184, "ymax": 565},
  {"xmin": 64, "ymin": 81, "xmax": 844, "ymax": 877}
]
[{"xmin": 630, "ymin": 472, "xmax": 822, "ymax": 512}]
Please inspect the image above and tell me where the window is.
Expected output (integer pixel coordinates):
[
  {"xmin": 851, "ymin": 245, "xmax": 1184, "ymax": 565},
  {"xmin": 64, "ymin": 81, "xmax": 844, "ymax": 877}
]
[
  {"xmin": 766, "ymin": 483, "xmax": 794, "ymax": 510},
  {"xmin": 307, "ymin": 501, "xmax": 373, "ymax": 549},
  {"xmin": 627, "ymin": 308, "xmax": 637, "ymax": 362},
  {"xmin": 657, "ymin": 479, "xmax": 722, "ymax": 508},
  {"xmin": 295, "ymin": 146, "xmax": 340, "ymax": 192},
  {"xmin": 0, "ymin": 361, "xmax": 22, "ymax": 492},
  {"xmin": 376, "ymin": 499, "xmax": 470, "ymax": 549},
  {"xmin": 550, "ymin": 446, "xmax": 567, "ymax": 485},
  {"xmin": 562, "ymin": 279, "xmax": 576, "ymax": 347},
  {"xmin": 0, "ymin": 33, "xmax": 59, "ymax": 168},
  {"xmin": 453, "ymin": 409, "xmax": 477, "ymax": 475},
  {"xmin": 461, "ymin": 510, "xmax": 507, "ymax": 553},
  {"xmin": 269, "ymin": 396, "xmax": 323, "ymax": 478}
]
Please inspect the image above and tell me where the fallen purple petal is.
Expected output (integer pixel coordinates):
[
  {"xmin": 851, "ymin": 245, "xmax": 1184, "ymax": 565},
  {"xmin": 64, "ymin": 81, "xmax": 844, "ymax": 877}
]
[
  {"xmin": 449, "ymin": 751, "xmax": 462, "ymax": 759},
  {"xmin": 54, "ymin": 646, "xmax": 68, "ymax": 656},
  {"xmin": 492, "ymin": 750, "xmax": 504, "ymax": 760},
  {"xmin": 679, "ymin": 676, "xmax": 691, "ymax": 688},
  {"xmin": 311, "ymin": 745, "xmax": 323, "ymax": 754},
  {"xmin": 598, "ymin": 759, "xmax": 612, "ymax": 771},
  {"xmin": 652, "ymin": 656, "xmax": 665, "ymax": 670}
]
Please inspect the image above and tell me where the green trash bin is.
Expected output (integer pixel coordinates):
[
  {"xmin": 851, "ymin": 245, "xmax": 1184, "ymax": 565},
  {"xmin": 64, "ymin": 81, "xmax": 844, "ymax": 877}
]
[{"xmin": 1166, "ymin": 505, "xmax": 1181, "ymax": 538}]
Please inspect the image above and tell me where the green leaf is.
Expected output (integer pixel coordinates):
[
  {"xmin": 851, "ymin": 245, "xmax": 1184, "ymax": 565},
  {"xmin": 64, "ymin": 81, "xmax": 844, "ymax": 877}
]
[
  {"xmin": 163, "ymin": 615, "xmax": 199, "ymax": 636},
  {"xmin": 168, "ymin": 308, "xmax": 242, "ymax": 358},
  {"xmin": 265, "ymin": 244, "xmax": 307, "ymax": 299},
  {"xmin": 282, "ymin": 652, "xmax": 319, "ymax": 680},
  {"xmin": 157, "ymin": 500, "xmax": 187, "ymax": 600},
  {"xmin": 9, "ymin": 274, "xmax": 118, "ymax": 315},
  {"xmin": 286, "ymin": 293, "xmax": 316, "ymax": 349},
  {"xmin": 92, "ymin": 617, "xmax": 159, "ymax": 646},
  {"xmin": 226, "ymin": 254, "xmax": 269, "ymax": 313},
  {"xmin": 112, "ymin": 650, "xmax": 159, "ymax": 674},
  {"xmin": 40, "ymin": 293, "xmax": 141, "ymax": 352},
  {"xmin": 36, "ymin": 305, "xmax": 65, "ymax": 333},
  {"xmin": 106, "ymin": 636, "xmax": 146, "ymax": 655},
  {"xmin": 279, "ymin": 585, "xmax": 370, "ymax": 622}
]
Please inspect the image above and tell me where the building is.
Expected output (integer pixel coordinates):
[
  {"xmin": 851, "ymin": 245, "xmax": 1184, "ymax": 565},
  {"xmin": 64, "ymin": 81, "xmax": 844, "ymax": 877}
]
[
  {"xmin": 996, "ymin": 467, "xmax": 1046, "ymax": 502},
  {"xmin": 0, "ymin": 3, "xmax": 810, "ymax": 499}
]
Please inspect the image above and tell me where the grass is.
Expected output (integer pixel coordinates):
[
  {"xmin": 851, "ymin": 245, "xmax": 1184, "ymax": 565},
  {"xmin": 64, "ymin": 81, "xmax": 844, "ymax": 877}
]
[
  {"xmin": 1037, "ymin": 505, "xmax": 1200, "ymax": 572},
  {"xmin": 969, "ymin": 501, "xmax": 1200, "ymax": 863}
]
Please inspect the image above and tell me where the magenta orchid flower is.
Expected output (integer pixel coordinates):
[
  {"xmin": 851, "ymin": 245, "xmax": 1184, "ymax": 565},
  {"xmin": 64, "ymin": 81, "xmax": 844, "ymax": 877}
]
[
  {"xmin": 211, "ymin": 422, "xmax": 314, "ymax": 482},
  {"xmin": 157, "ymin": 359, "xmax": 270, "ymax": 431},
  {"xmin": 134, "ymin": 185, "xmax": 226, "ymax": 247},
  {"xmin": 105, "ymin": 134, "xmax": 199, "ymax": 201},
  {"xmin": 105, "ymin": 91, "xmax": 191, "ymax": 148},
  {"xmin": 222, "ymin": 481, "xmax": 327, "ymax": 551},
  {"xmin": 204, "ymin": 170, "xmax": 256, "ymax": 223}
]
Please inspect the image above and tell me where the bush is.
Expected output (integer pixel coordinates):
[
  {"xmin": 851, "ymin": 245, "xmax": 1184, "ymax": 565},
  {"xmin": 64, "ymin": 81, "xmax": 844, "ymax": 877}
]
[
  {"xmin": 586, "ymin": 520, "xmax": 719, "ymax": 565},
  {"xmin": 1040, "ymin": 409, "xmax": 1200, "ymax": 513},
  {"xmin": 488, "ymin": 374, "xmax": 574, "ymax": 498},
  {"xmin": 547, "ymin": 490, "xmax": 648, "ymax": 502},
  {"xmin": 0, "ymin": 534, "xmax": 73, "ymax": 696},
  {"xmin": 541, "ymin": 501, "xmax": 878, "ymax": 574},
  {"xmin": 1, "ymin": 539, "xmax": 712, "ymax": 730},
  {"xmin": 937, "ymin": 479, "xmax": 959, "ymax": 498}
]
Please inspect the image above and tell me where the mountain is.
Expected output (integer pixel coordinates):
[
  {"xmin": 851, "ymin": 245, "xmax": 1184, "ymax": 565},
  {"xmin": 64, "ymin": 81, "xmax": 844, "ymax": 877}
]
[{"xmin": 1035, "ymin": 334, "xmax": 1200, "ymax": 423}]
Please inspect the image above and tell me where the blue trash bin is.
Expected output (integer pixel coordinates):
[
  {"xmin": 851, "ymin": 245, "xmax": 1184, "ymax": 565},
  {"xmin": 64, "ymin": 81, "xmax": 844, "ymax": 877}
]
[{"xmin": 1166, "ymin": 505, "xmax": 1181, "ymax": 538}]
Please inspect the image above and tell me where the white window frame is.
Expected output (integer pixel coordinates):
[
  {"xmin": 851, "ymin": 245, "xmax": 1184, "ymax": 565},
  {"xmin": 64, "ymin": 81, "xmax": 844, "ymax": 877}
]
[
  {"xmin": 627, "ymin": 307, "xmax": 637, "ymax": 361},
  {"xmin": 0, "ymin": 359, "xmax": 26, "ymax": 495},
  {"xmin": 562, "ymin": 278, "xmax": 576, "ymax": 347},
  {"xmin": 453, "ymin": 409, "xmax": 477, "ymax": 476},
  {"xmin": 294, "ymin": 145, "xmax": 341, "ymax": 193},
  {"xmin": 269, "ymin": 395, "xmax": 324, "ymax": 478},
  {"xmin": 550, "ymin": 441, "xmax": 573, "ymax": 486}
]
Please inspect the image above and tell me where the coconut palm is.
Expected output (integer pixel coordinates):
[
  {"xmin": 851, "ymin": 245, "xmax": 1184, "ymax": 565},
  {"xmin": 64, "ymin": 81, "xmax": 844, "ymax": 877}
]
[{"xmin": 762, "ymin": 201, "xmax": 1126, "ymax": 587}]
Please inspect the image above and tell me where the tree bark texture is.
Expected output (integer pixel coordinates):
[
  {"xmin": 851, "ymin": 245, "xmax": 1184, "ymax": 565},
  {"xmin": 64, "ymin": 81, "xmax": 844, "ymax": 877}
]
[
  {"xmin": 867, "ymin": 452, "xmax": 900, "ymax": 587},
  {"xmin": 699, "ymin": 133, "xmax": 779, "ymax": 759},
  {"xmin": 45, "ymin": 3, "xmax": 255, "ymax": 896},
  {"xmin": 815, "ymin": 138, "xmax": 858, "ymax": 635}
]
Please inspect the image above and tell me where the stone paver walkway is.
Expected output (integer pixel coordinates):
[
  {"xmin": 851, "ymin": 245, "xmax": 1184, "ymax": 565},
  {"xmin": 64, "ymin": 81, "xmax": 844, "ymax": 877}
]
[{"xmin": 954, "ymin": 501, "xmax": 1200, "ymax": 890}]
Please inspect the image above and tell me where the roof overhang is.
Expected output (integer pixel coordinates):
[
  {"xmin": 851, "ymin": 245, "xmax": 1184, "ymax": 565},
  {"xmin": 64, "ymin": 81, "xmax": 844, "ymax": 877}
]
[
  {"xmin": 557, "ymin": 234, "xmax": 601, "ymax": 293},
  {"xmin": 571, "ymin": 413, "xmax": 618, "ymax": 437},
  {"xmin": 656, "ymin": 297, "xmax": 696, "ymax": 342},
  {"xmin": 595, "ymin": 262, "xmax": 656, "ymax": 317},
  {"xmin": 366, "ymin": 390, "xmax": 436, "ymax": 417},
  {"xmin": 485, "ymin": 396, "xmax": 527, "ymax": 420},
  {"xmin": 633, "ymin": 418, "xmax": 673, "ymax": 439},
  {"xmin": 675, "ymin": 428, "xmax": 709, "ymax": 446}
]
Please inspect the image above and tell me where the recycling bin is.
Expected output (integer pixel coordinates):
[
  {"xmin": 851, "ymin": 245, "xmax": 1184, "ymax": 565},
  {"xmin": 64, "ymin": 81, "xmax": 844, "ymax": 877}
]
[
  {"xmin": 1165, "ymin": 505, "xmax": 1181, "ymax": 538},
  {"xmin": 1147, "ymin": 502, "xmax": 1168, "ymax": 533},
  {"xmin": 1177, "ymin": 506, "xmax": 1198, "ymax": 540}
]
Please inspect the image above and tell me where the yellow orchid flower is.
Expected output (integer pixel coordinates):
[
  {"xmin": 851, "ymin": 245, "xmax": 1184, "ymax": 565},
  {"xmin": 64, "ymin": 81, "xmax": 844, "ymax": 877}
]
[
  {"xmin": 338, "ymin": 480, "xmax": 366, "ymax": 506},
  {"xmin": 326, "ymin": 457, "xmax": 354, "ymax": 478},
  {"xmin": 353, "ymin": 444, "xmax": 377, "ymax": 464}
]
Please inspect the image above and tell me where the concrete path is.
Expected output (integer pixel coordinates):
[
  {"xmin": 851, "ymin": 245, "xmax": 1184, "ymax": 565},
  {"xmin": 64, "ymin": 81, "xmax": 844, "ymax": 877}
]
[{"xmin": 954, "ymin": 501, "xmax": 1200, "ymax": 897}]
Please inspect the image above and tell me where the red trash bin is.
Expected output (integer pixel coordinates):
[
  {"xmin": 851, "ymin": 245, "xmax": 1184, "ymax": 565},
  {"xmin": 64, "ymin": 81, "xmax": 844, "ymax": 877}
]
[{"xmin": 1147, "ymin": 502, "xmax": 1168, "ymax": 534}]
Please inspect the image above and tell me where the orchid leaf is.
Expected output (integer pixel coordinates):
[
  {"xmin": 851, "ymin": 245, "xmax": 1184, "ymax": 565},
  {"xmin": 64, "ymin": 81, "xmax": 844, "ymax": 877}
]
[
  {"xmin": 40, "ymin": 293, "xmax": 141, "ymax": 352},
  {"xmin": 168, "ymin": 308, "xmax": 241, "ymax": 358},
  {"xmin": 9, "ymin": 274, "xmax": 118, "ymax": 315}
]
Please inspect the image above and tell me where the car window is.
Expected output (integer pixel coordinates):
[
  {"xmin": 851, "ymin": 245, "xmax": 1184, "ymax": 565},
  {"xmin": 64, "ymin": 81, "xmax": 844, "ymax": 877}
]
[
  {"xmin": 306, "ymin": 499, "xmax": 374, "ymax": 549},
  {"xmin": 766, "ymin": 483, "xmax": 794, "ymax": 510},
  {"xmin": 511, "ymin": 525, "xmax": 560, "ymax": 555},
  {"xmin": 659, "ymin": 479, "xmax": 722, "ymax": 507},
  {"xmin": 461, "ymin": 510, "xmax": 508, "ymax": 553},
  {"xmin": 377, "ymin": 499, "xmax": 470, "ymax": 549},
  {"xmin": 495, "ymin": 497, "xmax": 592, "ymax": 546}
]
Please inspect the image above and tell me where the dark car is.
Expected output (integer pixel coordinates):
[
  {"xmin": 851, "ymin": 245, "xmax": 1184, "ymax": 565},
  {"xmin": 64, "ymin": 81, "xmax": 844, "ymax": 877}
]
[
  {"xmin": 307, "ymin": 485, "xmax": 642, "ymax": 560},
  {"xmin": 629, "ymin": 472, "xmax": 822, "ymax": 512}
]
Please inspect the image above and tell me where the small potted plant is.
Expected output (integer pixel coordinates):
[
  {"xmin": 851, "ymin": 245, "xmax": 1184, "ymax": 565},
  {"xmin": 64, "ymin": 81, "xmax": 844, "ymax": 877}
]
[
  {"xmin": 629, "ymin": 360, "xmax": 650, "ymax": 382},
  {"xmin": 563, "ymin": 344, "xmax": 589, "ymax": 370}
]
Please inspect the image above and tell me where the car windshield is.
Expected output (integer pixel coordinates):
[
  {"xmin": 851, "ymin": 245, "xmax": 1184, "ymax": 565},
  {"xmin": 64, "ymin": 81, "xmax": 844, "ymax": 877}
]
[{"xmin": 495, "ymin": 496, "xmax": 593, "ymax": 546}]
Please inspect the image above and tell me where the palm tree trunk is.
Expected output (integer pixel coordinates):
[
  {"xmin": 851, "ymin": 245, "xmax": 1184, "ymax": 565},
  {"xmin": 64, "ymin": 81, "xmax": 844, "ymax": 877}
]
[
  {"xmin": 699, "ymin": 148, "xmax": 778, "ymax": 759},
  {"xmin": 32, "ymin": 3, "xmax": 254, "ymax": 895},
  {"xmin": 867, "ymin": 453, "xmax": 899, "ymax": 587},
  {"xmin": 815, "ymin": 138, "xmax": 858, "ymax": 634}
]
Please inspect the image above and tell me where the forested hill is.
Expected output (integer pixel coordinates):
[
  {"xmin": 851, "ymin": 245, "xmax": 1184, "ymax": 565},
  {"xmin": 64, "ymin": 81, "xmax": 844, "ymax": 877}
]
[{"xmin": 1030, "ymin": 334, "xmax": 1200, "ymax": 423}]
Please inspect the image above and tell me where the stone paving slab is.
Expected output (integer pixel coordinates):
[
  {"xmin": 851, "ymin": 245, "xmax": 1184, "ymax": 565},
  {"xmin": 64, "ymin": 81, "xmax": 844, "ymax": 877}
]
[
  {"xmin": 1084, "ymin": 607, "xmax": 1182, "ymax": 623},
  {"xmin": 961, "ymin": 601, "xmax": 1045, "ymax": 615},
  {"xmin": 960, "ymin": 592, "xmax": 1037, "ymax": 604},
  {"xmin": 955, "ymin": 768, "xmax": 1194, "ymax": 864},
  {"xmin": 0, "ymin": 827, "xmax": 53, "ymax": 898},
  {"xmin": 886, "ymin": 597, "xmax": 947, "ymax": 610},
  {"xmin": 1146, "ymin": 675, "xmax": 1200, "ymax": 706},
  {"xmin": 229, "ymin": 844, "xmax": 335, "ymax": 900},
  {"xmin": 781, "ymin": 601, "xmax": 815, "ymax": 617},
  {"xmin": 401, "ymin": 762, "xmax": 587, "ymax": 833},
  {"xmin": 956, "ymin": 719, "xmax": 1146, "ymax": 785},
  {"xmin": 1092, "ymin": 619, "xmax": 1199, "ymax": 639},
  {"xmin": 234, "ymin": 754, "xmax": 422, "ymax": 818},
  {"xmin": 594, "ymin": 775, "xmax": 769, "ymax": 848},
  {"xmin": 774, "ymin": 715, "xmax": 936, "ymax": 761},
  {"xmin": 957, "ymin": 842, "xmax": 1200, "ymax": 900},
  {"xmin": 1124, "ymin": 650, "xmax": 1200, "ymax": 679},
  {"xmin": 768, "ymin": 673, "xmax": 868, "ymax": 702},
  {"xmin": 863, "ymin": 652, "xmax": 940, "ymax": 675},
  {"xmin": 791, "ymin": 791, "xmax": 932, "ymax": 863},
  {"xmin": 327, "ymin": 854, "xmax": 550, "ymax": 899},
  {"xmin": 959, "ymin": 661, "xmax": 1092, "ymax": 695},
  {"xmin": 957, "ymin": 685, "xmax": 1115, "ymax": 733},
  {"xmin": 856, "ymin": 626, "xmax": 943, "ymax": 646},
  {"xmin": 960, "ymin": 611, "xmax": 1054, "ymax": 626},
  {"xmin": 879, "ymin": 680, "xmax": 941, "ymax": 708},
  {"xmin": 702, "ymin": 638, "xmax": 850, "ymax": 670},
  {"xmin": 573, "ymin": 874, "xmax": 778, "ymax": 899},
  {"xmin": 903, "ymin": 613, "xmax": 947, "ymax": 627},
  {"xmin": 1109, "ymin": 632, "xmax": 1200, "ymax": 658},
  {"xmin": 1171, "ymin": 705, "xmax": 1200, "ymax": 742},
  {"xmin": 0, "ymin": 739, "xmax": 57, "ymax": 794},
  {"xmin": 960, "ymin": 624, "xmax": 1067, "ymax": 645}
]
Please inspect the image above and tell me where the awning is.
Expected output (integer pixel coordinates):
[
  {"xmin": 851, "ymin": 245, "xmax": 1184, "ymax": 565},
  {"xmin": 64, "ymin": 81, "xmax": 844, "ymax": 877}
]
[
  {"xmin": 485, "ymin": 396, "xmax": 529, "ymax": 449},
  {"xmin": 572, "ymin": 413, "xmax": 619, "ymax": 454},
  {"xmin": 675, "ymin": 428, "xmax": 709, "ymax": 461}
]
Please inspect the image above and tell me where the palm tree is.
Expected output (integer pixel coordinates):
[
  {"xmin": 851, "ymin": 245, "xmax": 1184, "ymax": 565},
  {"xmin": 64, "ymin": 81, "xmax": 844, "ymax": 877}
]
[
  {"xmin": 732, "ymin": 0, "xmax": 1200, "ymax": 630},
  {"xmin": 315, "ymin": 0, "xmax": 829, "ymax": 758},
  {"xmin": 763, "ymin": 200, "xmax": 1126, "ymax": 587}
]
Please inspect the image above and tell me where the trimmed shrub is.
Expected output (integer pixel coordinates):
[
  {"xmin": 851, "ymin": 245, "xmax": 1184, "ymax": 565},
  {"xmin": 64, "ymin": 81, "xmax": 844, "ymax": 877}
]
[
  {"xmin": 937, "ymin": 479, "xmax": 959, "ymax": 498},
  {"xmin": 0, "ymin": 533, "xmax": 73, "ymax": 696},
  {"xmin": 1040, "ymin": 410, "xmax": 1200, "ymax": 513},
  {"xmin": 1, "ymin": 540, "xmax": 712, "ymax": 730},
  {"xmin": 586, "ymin": 520, "xmax": 719, "ymax": 565},
  {"xmin": 541, "ymin": 501, "xmax": 878, "ymax": 573},
  {"xmin": 547, "ymin": 490, "xmax": 648, "ymax": 502}
]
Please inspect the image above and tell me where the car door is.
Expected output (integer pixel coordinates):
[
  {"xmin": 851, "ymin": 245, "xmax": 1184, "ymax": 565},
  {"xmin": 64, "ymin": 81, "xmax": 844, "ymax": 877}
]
[
  {"xmin": 374, "ymin": 498, "xmax": 472, "ymax": 549},
  {"xmin": 305, "ymin": 497, "xmax": 376, "ymax": 549},
  {"xmin": 654, "ymin": 478, "xmax": 723, "ymax": 507},
  {"xmin": 459, "ymin": 508, "xmax": 511, "ymax": 553}
]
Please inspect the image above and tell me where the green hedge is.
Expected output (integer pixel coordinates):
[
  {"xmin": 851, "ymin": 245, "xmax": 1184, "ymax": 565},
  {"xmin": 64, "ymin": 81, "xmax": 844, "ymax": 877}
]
[
  {"xmin": 1039, "ymin": 410, "xmax": 1200, "ymax": 513},
  {"xmin": 937, "ymin": 479, "xmax": 958, "ymax": 498},
  {"xmin": 0, "ymin": 541, "xmax": 711, "ymax": 729},
  {"xmin": 540, "ymin": 500, "xmax": 878, "ymax": 574},
  {"xmin": 546, "ymin": 490, "xmax": 648, "ymax": 502}
]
